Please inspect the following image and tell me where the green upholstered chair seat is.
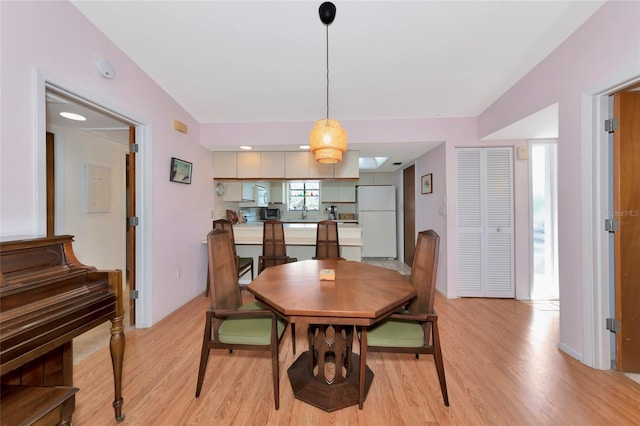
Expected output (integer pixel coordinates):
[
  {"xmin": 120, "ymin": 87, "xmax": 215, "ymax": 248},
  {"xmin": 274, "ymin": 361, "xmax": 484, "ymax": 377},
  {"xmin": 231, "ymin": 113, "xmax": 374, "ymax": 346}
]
[
  {"xmin": 367, "ymin": 319, "xmax": 424, "ymax": 348},
  {"xmin": 219, "ymin": 301, "xmax": 286, "ymax": 345},
  {"xmin": 238, "ymin": 257, "xmax": 253, "ymax": 269}
]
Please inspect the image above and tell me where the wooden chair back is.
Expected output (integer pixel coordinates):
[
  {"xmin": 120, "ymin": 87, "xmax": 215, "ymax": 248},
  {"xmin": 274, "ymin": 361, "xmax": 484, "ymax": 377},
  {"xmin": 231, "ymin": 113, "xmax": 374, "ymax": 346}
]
[
  {"xmin": 212, "ymin": 219, "xmax": 238, "ymax": 257},
  {"xmin": 407, "ymin": 229, "xmax": 439, "ymax": 315},
  {"xmin": 262, "ymin": 220, "xmax": 287, "ymax": 257},
  {"xmin": 207, "ymin": 229, "xmax": 242, "ymax": 311},
  {"xmin": 314, "ymin": 220, "xmax": 341, "ymax": 259},
  {"xmin": 259, "ymin": 220, "xmax": 289, "ymax": 272}
]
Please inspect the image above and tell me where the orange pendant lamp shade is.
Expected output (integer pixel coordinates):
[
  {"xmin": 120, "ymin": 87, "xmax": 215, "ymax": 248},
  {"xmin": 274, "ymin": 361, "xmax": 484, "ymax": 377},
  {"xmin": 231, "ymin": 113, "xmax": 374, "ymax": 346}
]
[
  {"xmin": 310, "ymin": 2, "xmax": 347, "ymax": 164},
  {"xmin": 309, "ymin": 118, "xmax": 347, "ymax": 164}
]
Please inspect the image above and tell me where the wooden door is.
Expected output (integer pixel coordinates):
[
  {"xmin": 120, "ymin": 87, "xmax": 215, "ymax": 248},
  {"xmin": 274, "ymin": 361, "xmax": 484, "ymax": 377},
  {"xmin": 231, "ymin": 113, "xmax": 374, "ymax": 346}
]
[
  {"xmin": 46, "ymin": 132, "xmax": 55, "ymax": 236},
  {"xmin": 127, "ymin": 127, "xmax": 137, "ymax": 326},
  {"xmin": 403, "ymin": 165, "xmax": 416, "ymax": 266},
  {"xmin": 613, "ymin": 91, "xmax": 640, "ymax": 372}
]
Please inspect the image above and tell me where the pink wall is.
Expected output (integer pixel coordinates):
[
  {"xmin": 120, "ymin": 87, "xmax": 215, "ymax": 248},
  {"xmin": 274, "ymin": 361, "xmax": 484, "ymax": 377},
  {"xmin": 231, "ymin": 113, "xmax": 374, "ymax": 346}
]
[
  {"xmin": 0, "ymin": 1, "xmax": 213, "ymax": 325},
  {"xmin": 414, "ymin": 142, "xmax": 448, "ymax": 294},
  {"xmin": 478, "ymin": 0, "xmax": 640, "ymax": 359},
  {"xmin": 3, "ymin": 0, "xmax": 638, "ymax": 365}
]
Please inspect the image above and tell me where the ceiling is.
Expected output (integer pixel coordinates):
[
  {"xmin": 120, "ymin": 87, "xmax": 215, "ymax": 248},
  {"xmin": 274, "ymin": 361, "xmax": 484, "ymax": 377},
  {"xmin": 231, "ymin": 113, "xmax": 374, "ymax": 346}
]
[{"xmin": 55, "ymin": 1, "xmax": 605, "ymax": 172}]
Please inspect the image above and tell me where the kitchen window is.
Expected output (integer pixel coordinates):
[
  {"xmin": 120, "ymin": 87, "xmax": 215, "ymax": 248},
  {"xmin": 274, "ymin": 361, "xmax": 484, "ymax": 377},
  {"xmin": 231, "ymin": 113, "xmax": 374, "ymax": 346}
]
[{"xmin": 288, "ymin": 182, "xmax": 320, "ymax": 211}]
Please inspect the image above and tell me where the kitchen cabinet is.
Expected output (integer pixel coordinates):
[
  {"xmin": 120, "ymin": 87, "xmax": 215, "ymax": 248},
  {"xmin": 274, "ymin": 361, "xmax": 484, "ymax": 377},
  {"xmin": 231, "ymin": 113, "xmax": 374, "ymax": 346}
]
[
  {"xmin": 358, "ymin": 172, "xmax": 393, "ymax": 185},
  {"xmin": 373, "ymin": 172, "xmax": 393, "ymax": 185},
  {"xmin": 285, "ymin": 152, "xmax": 310, "ymax": 178},
  {"xmin": 239, "ymin": 184, "xmax": 268, "ymax": 207},
  {"xmin": 215, "ymin": 150, "xmax": 358, "ymax": 180},
  {"xmin": 333, "ymin": 151, "xmax": 360, "ymax": 179},
  {"xmin": 242, "ymin": 183, "xmax": 256, "ymax": 201},
  {"xmin": 309, "ymin": 155, "xmax": 334, "ymax": 178},
  {"xmin": 270, "ymin": 182, "xmax": 285, "ymax": 204},
  {"xmin": 321, "ymin": 182, "xmax": 356, "ymax": 202},
  {"xmin": 260, "ymin": 152, "xmax": 285, "ymax": 178},
  {"xmin": 223, "ymin": 181, "xmax": 242, "ymax": 201},
  {"xmin": 358, "ymin": 173, "xmax": 374, "ymax": 185},
  {"xmin": 237, "ymin": 152, "xmax": 261, "ymax": 179},
  {"xmin": 213, "ymin": 152, "xmax": 237, "ymax": 178}
]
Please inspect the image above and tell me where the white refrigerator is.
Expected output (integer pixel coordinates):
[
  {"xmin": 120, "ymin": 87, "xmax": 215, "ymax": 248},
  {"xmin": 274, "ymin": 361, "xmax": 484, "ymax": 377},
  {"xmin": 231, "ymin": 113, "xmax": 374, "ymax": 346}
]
[{"xmin": 357, "ymin": 186, "xmax": 397, "ymax": 258}]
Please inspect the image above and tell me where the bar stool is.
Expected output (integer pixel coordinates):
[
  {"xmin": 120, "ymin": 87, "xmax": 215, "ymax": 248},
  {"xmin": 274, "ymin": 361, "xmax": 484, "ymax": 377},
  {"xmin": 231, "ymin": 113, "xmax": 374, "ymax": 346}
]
[
  {"xmin": 257, "ymin": 220, "xmax": 299, "ymax": 353},
  {"xmin": 258, "ymin": 220, "xmax": 291, "ymax": 274},
  {"xmin": 314, "ymin": 220, "xmax": 342, "ymax": 259},
  {"xmin": 206, "ymin": 219, "xmax": 254, "ymax": 295}
]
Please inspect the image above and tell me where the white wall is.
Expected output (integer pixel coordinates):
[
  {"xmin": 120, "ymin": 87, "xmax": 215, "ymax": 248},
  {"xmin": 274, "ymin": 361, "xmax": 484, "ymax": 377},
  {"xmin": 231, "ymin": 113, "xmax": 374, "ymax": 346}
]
[{"xmin": 54, "ymin": 127, "xmax": 127, "ymax": 274}]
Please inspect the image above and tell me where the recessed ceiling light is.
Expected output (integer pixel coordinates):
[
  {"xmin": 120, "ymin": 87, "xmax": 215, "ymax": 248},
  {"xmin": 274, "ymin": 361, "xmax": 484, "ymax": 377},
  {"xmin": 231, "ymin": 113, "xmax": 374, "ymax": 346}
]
[
  {"xmin": 240, "ymin": 145, "xmax": 253, "ymax": 150},
  {"xmin": 359, "ymin": 157, "xmax": 389, "ymax": 170},
  {"xmin": 299, "ymin": 145, "xmax": 310, "ymax": 150},
  {"xmin": 60, "ymin": 112, "xmax": 86, "ymax": 121}
]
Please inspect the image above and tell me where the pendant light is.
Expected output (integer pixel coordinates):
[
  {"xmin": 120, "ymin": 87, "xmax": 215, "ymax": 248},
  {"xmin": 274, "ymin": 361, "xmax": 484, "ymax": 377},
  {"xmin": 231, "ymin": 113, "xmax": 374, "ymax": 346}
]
[{"xmin": 309, "ymin": 1, "xmax": 347, "ymax": 164}]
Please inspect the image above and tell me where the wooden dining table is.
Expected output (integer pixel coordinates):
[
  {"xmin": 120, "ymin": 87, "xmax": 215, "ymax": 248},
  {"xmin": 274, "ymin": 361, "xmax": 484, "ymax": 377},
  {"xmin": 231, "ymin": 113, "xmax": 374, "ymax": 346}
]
[{"xmin": 248, "ymin": 259, "xmax": 416, "ymax": 412}]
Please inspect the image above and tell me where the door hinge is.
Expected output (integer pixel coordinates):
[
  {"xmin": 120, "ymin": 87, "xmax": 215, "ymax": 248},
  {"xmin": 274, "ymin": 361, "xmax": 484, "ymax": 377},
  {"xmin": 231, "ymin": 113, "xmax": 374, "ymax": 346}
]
[
  {"xmin": 129, "ymin": 216, "xmax": 139, "ymax": 227},
  {"xmin": 130, "ymin": 289, "xmax": 139, "ymax": 300},
  {"xmin": 606, "ymin": 317, "xmax": 620, "ymax": 333},
  {"xmin": 604, "ymin": 118, "xmax": 619, "ymax": 133},
  {"xmin": 129, "ymin": 143, "xmax": 139, "ymax": 153},
  {"xmin": 605, "ymin": 218, "xmax": 619, "ymax": 233}
]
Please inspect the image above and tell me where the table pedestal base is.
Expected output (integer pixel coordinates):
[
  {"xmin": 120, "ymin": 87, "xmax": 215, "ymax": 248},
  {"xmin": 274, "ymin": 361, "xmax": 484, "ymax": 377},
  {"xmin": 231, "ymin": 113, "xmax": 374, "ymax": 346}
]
[{"xmin": 288, "ymin": 351, "xmax": 374, "ymax": 412}]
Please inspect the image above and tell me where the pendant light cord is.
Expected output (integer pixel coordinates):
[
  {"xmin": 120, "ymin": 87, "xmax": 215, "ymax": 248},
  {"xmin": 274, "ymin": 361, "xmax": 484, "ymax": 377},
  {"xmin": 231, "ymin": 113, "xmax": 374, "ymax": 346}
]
[{"xmin": 326, "ymin": 24, "xmax": 329, "ymax": 120}]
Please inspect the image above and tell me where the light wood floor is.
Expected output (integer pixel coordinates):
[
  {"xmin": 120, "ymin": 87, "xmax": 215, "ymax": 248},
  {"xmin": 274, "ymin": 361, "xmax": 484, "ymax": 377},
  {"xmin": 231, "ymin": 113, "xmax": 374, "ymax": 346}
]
[{"xmin": 73, "ymin": 291, "xmax": 640, "ymax": 425}]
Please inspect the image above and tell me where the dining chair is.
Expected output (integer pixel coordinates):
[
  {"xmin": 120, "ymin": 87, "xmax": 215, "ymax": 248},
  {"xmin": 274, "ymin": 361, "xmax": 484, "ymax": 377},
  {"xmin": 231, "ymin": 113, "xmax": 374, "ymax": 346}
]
[
  {"xmin": 206, "ymin": 219, "xmax": 254, "ymax": 295},
  {"xmin": 358, "ymin": 229, "xmax": 449, "ymax": 406},
  {"xmin": 258, "ymin": 220, "xmax": 298, "ymax": 353},
  {"xmin": 314, "ymin": 220, "xmax": 342, "ymax": 259},
  {"xmin": 195, "ymin": 228, "xmax": 287, "ymax": 409},
  {"xmin": 258, "ymin": 220, "xmax": 291, "ymax": 274}
]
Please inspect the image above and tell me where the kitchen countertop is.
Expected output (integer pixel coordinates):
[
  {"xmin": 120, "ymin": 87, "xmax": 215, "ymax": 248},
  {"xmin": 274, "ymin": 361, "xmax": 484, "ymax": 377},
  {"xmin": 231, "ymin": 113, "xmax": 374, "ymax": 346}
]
[{"xmin": 231, "ymin": 221, "xmax": 362, "ymax": 246}]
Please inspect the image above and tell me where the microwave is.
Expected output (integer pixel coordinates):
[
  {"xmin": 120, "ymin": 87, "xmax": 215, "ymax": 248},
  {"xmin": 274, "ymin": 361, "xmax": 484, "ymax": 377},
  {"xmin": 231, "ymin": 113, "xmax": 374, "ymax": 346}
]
[{"xmin": 261, "ymin": 208, "xmax": 281, "ymax": 220}]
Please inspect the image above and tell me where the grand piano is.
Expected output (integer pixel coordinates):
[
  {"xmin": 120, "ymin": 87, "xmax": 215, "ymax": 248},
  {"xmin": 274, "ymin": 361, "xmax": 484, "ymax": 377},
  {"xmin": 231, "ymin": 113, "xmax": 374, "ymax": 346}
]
[{"xmin": 0, "ymin": 235, "xmax": 125, "ymax": 424}]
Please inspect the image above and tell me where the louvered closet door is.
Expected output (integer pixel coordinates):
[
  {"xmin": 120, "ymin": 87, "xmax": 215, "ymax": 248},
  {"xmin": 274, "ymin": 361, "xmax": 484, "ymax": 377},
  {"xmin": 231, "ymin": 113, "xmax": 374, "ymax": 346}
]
[{"xmin": 457, "ymin": 147, "xmax": 514, "ymax": 297}]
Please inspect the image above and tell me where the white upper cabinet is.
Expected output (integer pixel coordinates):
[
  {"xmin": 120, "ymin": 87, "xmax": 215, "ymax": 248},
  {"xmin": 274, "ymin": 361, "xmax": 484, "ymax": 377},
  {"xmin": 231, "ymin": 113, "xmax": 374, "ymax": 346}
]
[
  {"xmin": 214, "ymin": 150, "xmax": 359, "ymax": 180},
  {"xmin": 213, "ymin": 152, "xmax": 237, "ymax": 178},
  {"xmin": 285, "ymin": 152, "xmax": 310, "ymax": 178},
  {"xmin": 270, "ymin": 182, "xmax": 285, "ymax": 204},
  {"xmin": 358, "ymin": 171, "xmax": 393, "ymax": 185},
  {"xmin": 222, "ymin": 181, "xmax": 242, "ymax": 201},
  {"xmin": 309, "ymin": 155, "xmax": 335, "ymax": 178},
  {"xmin": 237, "ymin": 152, "xmax": 261, "ymax": 179},
  {"xmin": 260, "ymin": 152, "xmax": 285, "ymax": 178},
  {"xmin": 241, "ymin": 183, "xmax": 256, "ymax": 201},
  {"xmin": 333, "ymin": 151, "xmax": 359, "ymax": 179},
  {"xmin": 321, "ymin": 182, "xmax": 356, "ymax": 202}
]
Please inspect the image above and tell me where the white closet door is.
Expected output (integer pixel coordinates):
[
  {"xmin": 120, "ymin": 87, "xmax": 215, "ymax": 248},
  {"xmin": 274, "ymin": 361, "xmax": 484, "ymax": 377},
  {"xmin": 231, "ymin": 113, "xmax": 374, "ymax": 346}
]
[
  {"xmin": 457, "ymin": 147, "xmax": 514, "ymax": 297},
  {"xmin": 457, "ymin": 149, "xmax": 483, "ymax": 295}
]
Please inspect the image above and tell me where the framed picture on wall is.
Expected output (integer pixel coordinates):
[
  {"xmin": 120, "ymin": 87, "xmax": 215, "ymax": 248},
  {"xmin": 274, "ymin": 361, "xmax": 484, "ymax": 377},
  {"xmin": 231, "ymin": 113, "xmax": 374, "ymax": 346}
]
[
  {"xmin": 170, "ymin": 157, "xmax": 192, "ymax": 184},
  {"xmin": 421, "ymin": 173, "xmax": 432, "ymax": 194}
]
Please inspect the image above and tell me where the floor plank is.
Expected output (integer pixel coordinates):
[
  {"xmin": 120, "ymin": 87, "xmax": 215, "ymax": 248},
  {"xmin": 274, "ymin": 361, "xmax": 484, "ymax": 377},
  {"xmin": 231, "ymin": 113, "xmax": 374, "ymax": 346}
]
[{"xmin": 73, "ymin": 288, "xmax": 640, "ymax": 425}]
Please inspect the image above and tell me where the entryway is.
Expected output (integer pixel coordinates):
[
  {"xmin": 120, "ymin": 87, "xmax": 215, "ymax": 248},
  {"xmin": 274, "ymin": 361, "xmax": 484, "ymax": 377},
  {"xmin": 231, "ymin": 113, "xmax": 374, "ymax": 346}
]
[{"xmin": 530, "ymin": 140, "xmax": 559, "ymax": 300}]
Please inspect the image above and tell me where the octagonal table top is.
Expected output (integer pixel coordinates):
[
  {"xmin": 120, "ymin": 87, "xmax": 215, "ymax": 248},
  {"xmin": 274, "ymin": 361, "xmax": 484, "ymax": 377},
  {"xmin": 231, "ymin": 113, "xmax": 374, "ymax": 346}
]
[{"xmin": 248, "ymin": 259, "xmax": 416, "ymax": 326}]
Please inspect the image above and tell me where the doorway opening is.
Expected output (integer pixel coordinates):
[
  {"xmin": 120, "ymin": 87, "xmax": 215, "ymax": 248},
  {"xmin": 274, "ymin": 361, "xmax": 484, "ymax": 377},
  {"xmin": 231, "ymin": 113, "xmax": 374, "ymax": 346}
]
[
  {"xmin": 530, "ymin": 140, "xmax": 558, "ymax": 300},
  {"xmin": 45, "ymin": 85, "xmax": 139, "ymax": 336}
]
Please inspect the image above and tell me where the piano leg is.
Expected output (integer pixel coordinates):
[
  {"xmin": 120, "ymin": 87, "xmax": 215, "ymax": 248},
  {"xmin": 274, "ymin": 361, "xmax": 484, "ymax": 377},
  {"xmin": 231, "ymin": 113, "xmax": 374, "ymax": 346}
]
[{"xmin": 110, "ymin": 313, "xmax": 126, "ymax": 422}]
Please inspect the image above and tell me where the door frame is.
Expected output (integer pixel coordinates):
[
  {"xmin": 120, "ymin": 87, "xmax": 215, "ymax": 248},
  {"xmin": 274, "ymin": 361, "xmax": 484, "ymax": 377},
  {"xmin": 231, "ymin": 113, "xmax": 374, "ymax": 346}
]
[
  {"xmin": 36, "ymin": 70, "xmax": 152, "ymax": 328},
  {"xmin": 581, "ymin": 69, "xmax": 640, "ymax": 369}
]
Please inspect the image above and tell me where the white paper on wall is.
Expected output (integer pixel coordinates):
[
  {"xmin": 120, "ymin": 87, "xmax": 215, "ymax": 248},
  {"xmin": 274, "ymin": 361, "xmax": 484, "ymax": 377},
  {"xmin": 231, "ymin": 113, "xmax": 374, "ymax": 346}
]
[{"xmin": 83, "ymin": 164, "xmax": 111, "ymax": 213}]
